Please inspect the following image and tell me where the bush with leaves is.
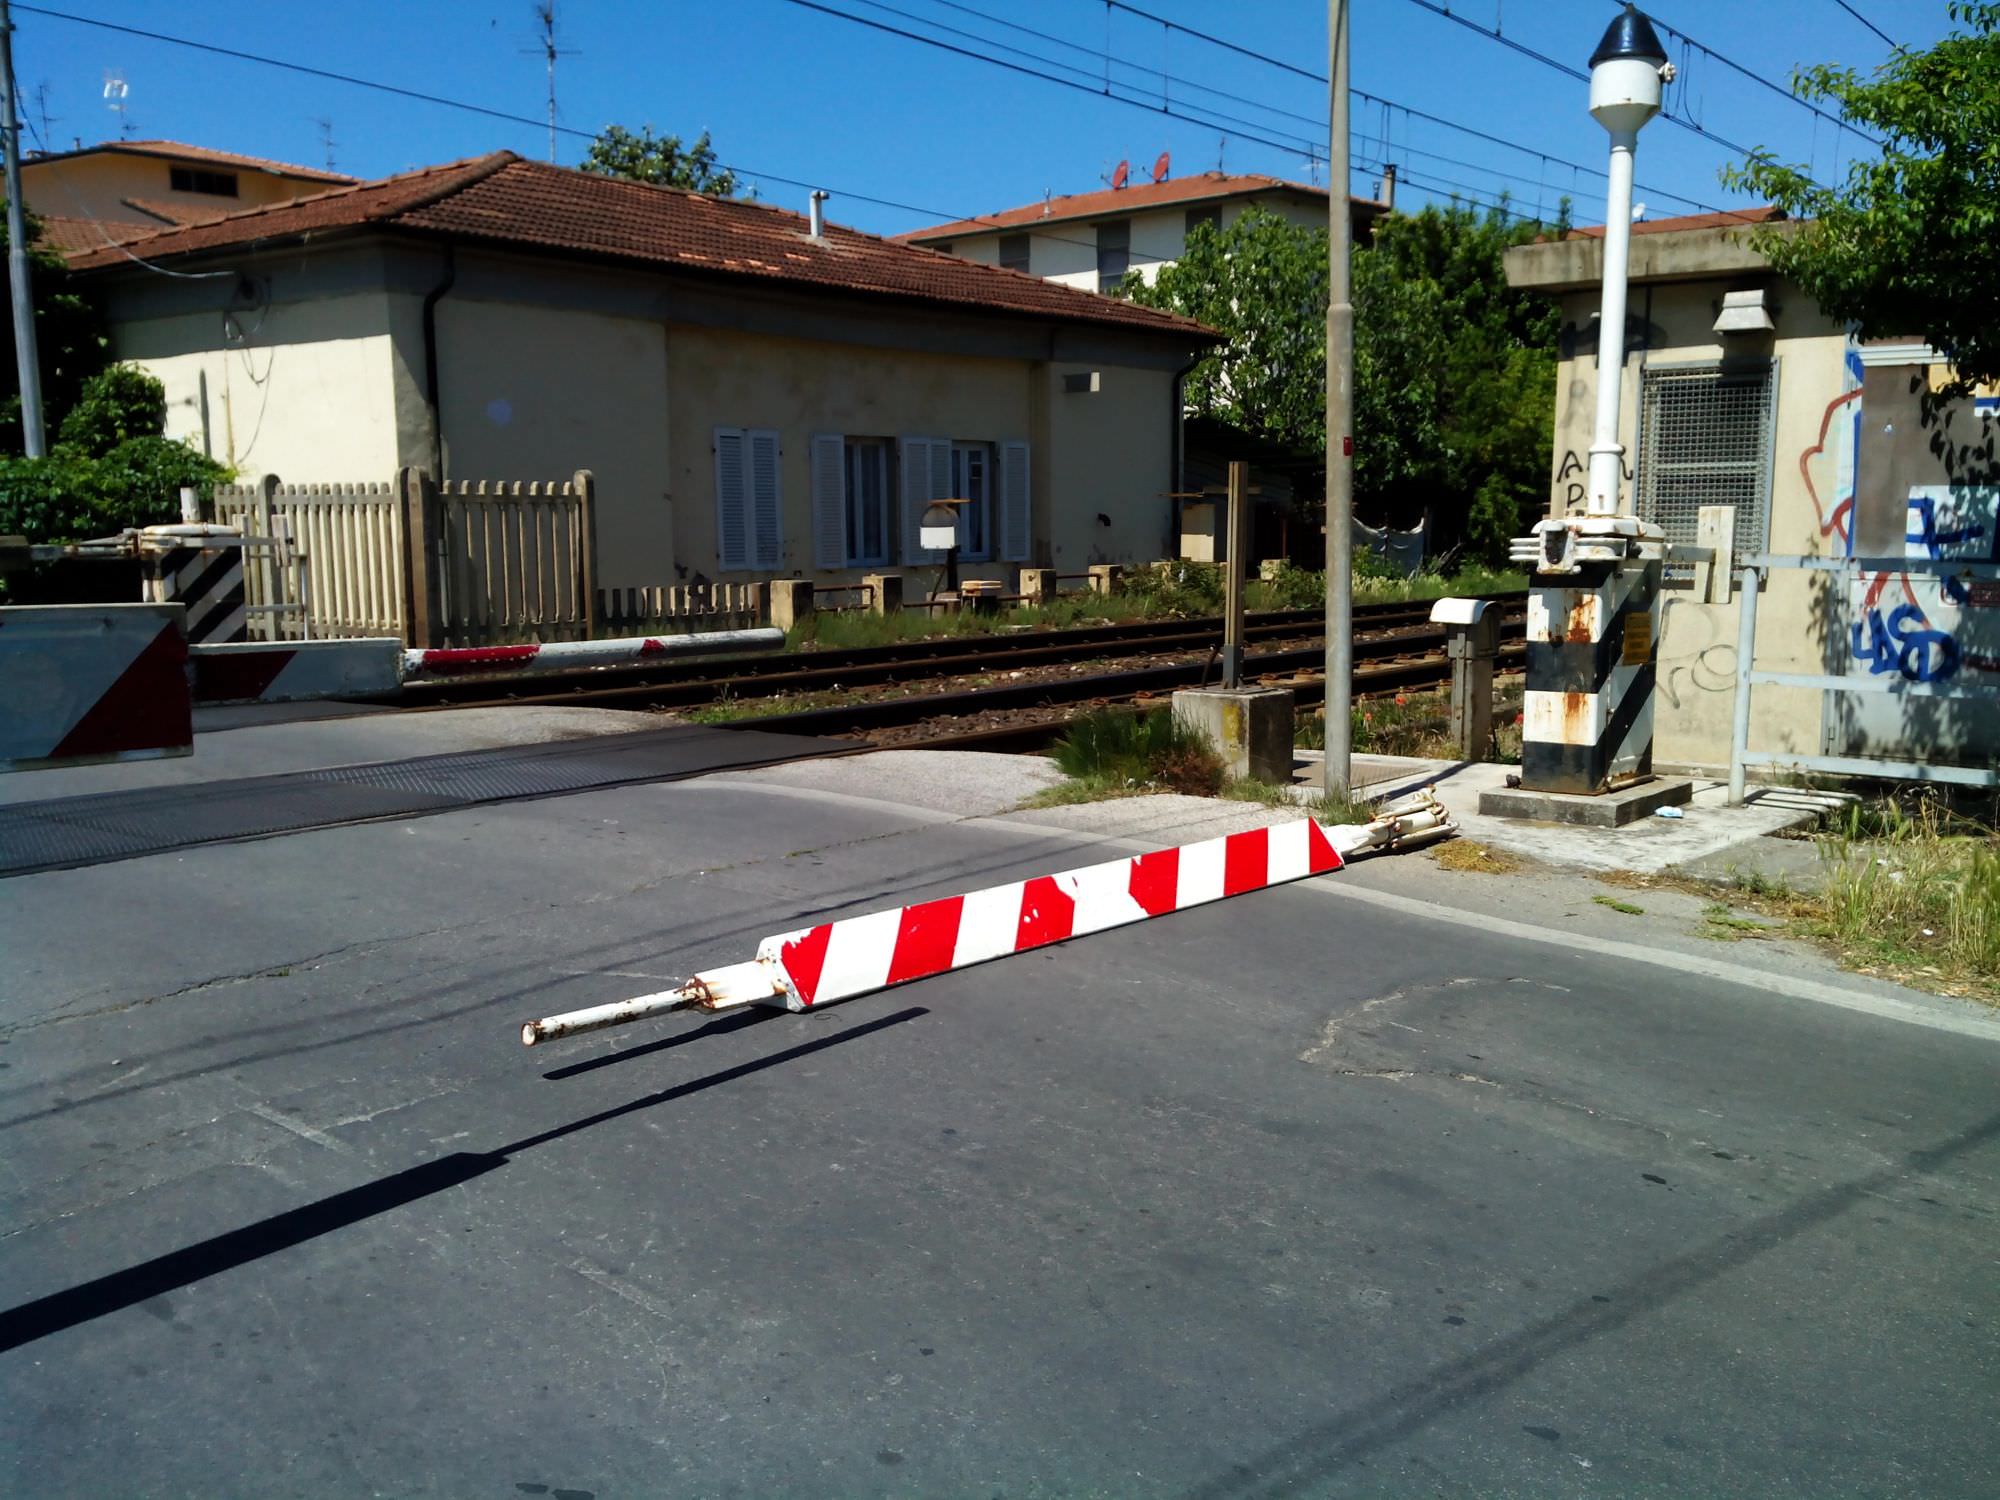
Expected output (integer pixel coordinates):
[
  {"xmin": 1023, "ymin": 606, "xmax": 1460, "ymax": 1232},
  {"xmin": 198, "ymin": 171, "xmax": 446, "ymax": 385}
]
[
  {"xmin": 0, "ymin": 365, "xmax": 230, "ymax": 543},
  {"xmin": 1116, "ymin": 560, "xmax": 1226, "ymax": 617}
]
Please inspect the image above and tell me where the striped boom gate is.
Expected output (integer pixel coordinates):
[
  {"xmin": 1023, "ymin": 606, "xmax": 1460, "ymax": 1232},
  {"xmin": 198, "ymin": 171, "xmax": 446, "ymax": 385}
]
[
  {"xmin": 0, "ymin": 603, "xmax": 192, "ymax": 771},
  {"xmin": 521, "ymin": 794, "xmax": 1456, "ymax": 1045},
  {"xmin": 1520, "ymin": 559, "xmax": 1661, "ymax": 795}
]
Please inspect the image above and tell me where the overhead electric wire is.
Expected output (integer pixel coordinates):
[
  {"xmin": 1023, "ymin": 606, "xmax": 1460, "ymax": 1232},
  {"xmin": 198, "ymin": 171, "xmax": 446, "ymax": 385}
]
[
  {"xmin": 1601, "ymin": 0, "xmax": 1887, "ymax": 147},
  {"xmin": 6, "ymin": 3, "xmax": 1162, "ymax": 258},
  {"xmin": 1829, "ymin": 0, "xmax": 1899, "ymax": 49},
  {"xmin": 925, "ymin": 0, "xmax": 1725, "ymax": 214}
]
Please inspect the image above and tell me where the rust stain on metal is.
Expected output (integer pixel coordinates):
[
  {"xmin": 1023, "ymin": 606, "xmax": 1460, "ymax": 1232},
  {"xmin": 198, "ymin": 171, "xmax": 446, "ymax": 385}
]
[
  {"xmin": 1562, "ymin": 690, "xmax": 1591, "ymax": 741},
  {"xmin": 1564, "ymin": 596, "xmax": 1594, "ymax": 644}
]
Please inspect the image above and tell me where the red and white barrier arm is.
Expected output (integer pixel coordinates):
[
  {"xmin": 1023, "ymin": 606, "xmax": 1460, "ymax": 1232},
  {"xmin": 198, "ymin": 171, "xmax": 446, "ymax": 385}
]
[
  {"xmin": 521, "ymin": 792, "xmax": 1455, "ymax": 1045},
  {"xmin": 404, "ymin": 627, "xmax": 783, "ymax": 681}
]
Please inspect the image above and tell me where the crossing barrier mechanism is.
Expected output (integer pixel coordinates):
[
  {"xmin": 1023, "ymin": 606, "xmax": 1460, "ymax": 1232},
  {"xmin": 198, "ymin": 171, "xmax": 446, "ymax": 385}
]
[
  {"xmin": 0, "ymin": 603, "xmax": 192, "ymax": 771},
  {"xmin": 521, "ymin": 791, "xmax": 1456, "ymax": 1045}
]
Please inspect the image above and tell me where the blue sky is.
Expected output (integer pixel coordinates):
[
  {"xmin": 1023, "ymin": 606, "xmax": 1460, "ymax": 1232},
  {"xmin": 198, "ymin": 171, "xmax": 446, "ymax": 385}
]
[{"xmin": 11, "ymin": 0, "xmax": 1957, "ymax": 234}]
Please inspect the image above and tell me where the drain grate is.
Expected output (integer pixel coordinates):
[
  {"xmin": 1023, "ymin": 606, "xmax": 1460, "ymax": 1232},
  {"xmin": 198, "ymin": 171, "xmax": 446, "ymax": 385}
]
[{"xmin": 0, "ymin": 725, "xmax": 846, "ymax": 878}]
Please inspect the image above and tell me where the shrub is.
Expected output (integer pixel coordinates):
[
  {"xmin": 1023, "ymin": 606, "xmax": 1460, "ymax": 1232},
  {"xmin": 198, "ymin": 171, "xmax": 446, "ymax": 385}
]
[
  {"xmin": 0, "ymin": 437, "xmax": 230, "ymax": 543},
  {"xmin": 1117, "ymin": 561, "xmax": 1226, "ymax": 617},
  {"xmin": 56, "ymin": 364, "xmax": 168, "ymax": 451},
  {"xmin": 1051, "ymin": 707, "xmax": 1223, "ymax": 795}
]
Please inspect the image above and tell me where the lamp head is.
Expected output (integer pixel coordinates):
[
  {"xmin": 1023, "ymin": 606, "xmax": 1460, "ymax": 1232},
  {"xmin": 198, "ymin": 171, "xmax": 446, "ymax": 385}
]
[{"xmin": 1589, "ymin": 4, "xmax": 1671, "ymax": 136}]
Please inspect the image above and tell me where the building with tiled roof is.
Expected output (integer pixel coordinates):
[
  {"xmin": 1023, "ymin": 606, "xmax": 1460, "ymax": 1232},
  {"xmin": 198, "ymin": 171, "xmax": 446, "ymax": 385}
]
[
  {"xmin": 81, "ymin": 151, "xmax": 1221, "ymax": 597},
  {"xmin": 22, "ymin": 138, "xmax": 356, "ymax": 253},
  {"xmin": 898, "ymin": 170, "xmax": 1388, "ymax": 293}
]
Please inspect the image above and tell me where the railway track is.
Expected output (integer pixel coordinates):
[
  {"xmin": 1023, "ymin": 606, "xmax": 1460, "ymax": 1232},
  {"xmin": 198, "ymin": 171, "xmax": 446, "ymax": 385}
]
[{"xmin": 389, "ymin": 593, "xmax": 1524, "ymax": 715}]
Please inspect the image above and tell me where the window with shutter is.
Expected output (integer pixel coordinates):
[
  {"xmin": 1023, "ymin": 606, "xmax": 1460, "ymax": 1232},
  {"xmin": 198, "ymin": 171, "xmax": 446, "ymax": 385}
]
[
  {"xmin": 950, "ymin": 443, "xmax": 991, "ymax": 562},
  {"xmin": 900, "ymin": 436, "xmax": 945, "ymax": 565},
  {"xmin": 999, "ymin": 440, "xmax": 1031, "ymax": 563},
  {"xmin": 713, "ymin": 427, "xmax": 749, "ymax": 571},
  {"xmin": 998, "ymin": 233, "xmax": 1030, "ymax": 273},
  {"xmin": 1097, "ymin": 219, "xmax": 1131, "ymax": 293},
  {"xmin": 811, "ymin": 433, "xmax": 847, "ymax": 570},
  {"xmin": 748, "ymin": 429, "xmax": 782, "ymax": 570}
]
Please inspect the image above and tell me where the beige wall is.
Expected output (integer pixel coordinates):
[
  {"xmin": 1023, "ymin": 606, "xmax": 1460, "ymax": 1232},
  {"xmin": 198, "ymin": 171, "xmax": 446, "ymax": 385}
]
[
  {"xmin": 112, "ymin": 291, "xmax": 405, "ymax": 483},
  {"xmin": 434, "ymin": 299, "xmax": 671, "ymax": 592},
  {"xmin": 1043, "ymin": 361, "xmax": 1174, "ymax": 567},
  {"xmin": 24, "ymin": 153, "xmax": 328, "ymax": 226},
  {"xmin": 664, "ymin": 324, "xmax": 1034, "ymax": 585},
  {"xmin": 1543, "ymin": 279, "xmax": 1852, "ymax": 772}
]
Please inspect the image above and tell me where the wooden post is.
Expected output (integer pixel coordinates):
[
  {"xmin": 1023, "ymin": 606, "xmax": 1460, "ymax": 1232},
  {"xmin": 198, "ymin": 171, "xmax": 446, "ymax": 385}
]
[
  {"xmin": 1698, "ymin": 504, "xmax": 1734, "ymax": 605},
  {"xmin": 399, "ymin": 465, "xmax": 445, "ymax": 648},
  {"xmin": 1222, "ymin": 459, "xmax": 1249, "ymax": 687},
  {"xmin": 254, "ymin": 472, "xmax": 280, "ymax": 642},
  {"xmin": 573, "ymin": 468, "xmax": 602, "ymax": 637}
]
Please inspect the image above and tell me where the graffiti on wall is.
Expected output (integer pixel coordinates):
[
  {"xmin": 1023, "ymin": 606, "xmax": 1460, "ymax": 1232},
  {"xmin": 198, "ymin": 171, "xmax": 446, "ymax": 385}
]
[
  {"xmin": 1850, "ymin": 480, "xmax": 2000, "ymax": 683},
  {"xmin": 1552, "ymin": 449, "xmax": 1633, "ymax": 516}
]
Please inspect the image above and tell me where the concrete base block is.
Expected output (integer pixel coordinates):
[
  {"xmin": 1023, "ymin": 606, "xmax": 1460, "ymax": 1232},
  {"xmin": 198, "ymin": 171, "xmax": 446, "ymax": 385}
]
[
  {"xmin": 770, "ymin": 579, "xmax": 814, "ymax": 632},
  {"xmin": 1479, "ymin": 776, "xmax": 1694, "ymax": 828},
  {"xmin": 862, "ymin": 572, "xmax": 902, "ymax": 616},
  {"xmin": 1172, "ymin": 686, "xmax": 1294, "ymax": 784}
]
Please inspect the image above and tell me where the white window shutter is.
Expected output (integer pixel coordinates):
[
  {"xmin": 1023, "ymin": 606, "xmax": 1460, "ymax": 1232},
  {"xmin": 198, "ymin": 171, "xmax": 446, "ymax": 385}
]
[
  {"xmin": 714, "ymin": 426, "xmax": 748, "ymax": 571},
  {"xmin": 1000, "ymin": 440, "xmax": 1031, "ymax": 563},
  {"xmin": 900, "ymin": 435, "xmax": 940, "ymax": 565},
  {"xmin": 748, "ymin": 428, "xmax": 782, "ymax": 570},
  {"xmin": 810, "ymin": 433, "xmax": 846, "ymax": 569}
]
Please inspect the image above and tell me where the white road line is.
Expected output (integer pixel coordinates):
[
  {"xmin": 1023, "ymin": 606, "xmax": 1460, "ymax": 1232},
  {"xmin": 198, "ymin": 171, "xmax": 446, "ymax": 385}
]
[{"xmin": 245, "ymin": 1101, "xmax": 357, "ymax": 1156}]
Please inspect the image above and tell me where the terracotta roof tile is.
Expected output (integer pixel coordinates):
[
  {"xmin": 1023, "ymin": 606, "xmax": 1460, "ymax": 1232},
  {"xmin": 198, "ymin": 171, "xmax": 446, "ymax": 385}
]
[
  {"xmin": 33, "ymin": 215, "xmax": 159, "ymax": 253},
  {"xmin": 26, "ymin": 139, "xmax": 354, "ymax": 183},
  {"xmin": 1565, "ymin": 205, "xmax": 1786, "ymax": 239},
  {"xmin": 68, "ymin": 152, "xmax": 1218, "ymax": 341},
  {"xmin": 897, "ymin": 172, "xmax": 1384, "ymax": 242},
  {"xmin": 120, "ymin": 196, "xmax": 233, "ymax": 228}
]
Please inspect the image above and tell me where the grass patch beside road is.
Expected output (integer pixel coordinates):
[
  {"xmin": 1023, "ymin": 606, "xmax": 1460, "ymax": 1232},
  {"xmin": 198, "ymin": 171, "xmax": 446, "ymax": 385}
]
[{"xmin": 1018, "ymin": 707, "xmax": 1225, "ymax": 807}]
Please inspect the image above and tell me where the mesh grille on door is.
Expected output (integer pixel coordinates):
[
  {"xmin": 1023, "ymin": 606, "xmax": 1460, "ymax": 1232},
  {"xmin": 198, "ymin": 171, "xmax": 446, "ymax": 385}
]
[{"xmin": 1636, "ymin": 362, "xmax": 1776, "ymax": 555}]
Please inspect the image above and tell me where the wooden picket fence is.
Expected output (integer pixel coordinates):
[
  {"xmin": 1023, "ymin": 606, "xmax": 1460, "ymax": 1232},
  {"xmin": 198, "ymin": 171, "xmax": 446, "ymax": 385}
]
[
  {"xmin": 598, "ymin": 581, "xmax": 766, "ymax": 635},
  {"xmin": 211, "ymin": 468, "xmax": 773, "ymax": 647}
]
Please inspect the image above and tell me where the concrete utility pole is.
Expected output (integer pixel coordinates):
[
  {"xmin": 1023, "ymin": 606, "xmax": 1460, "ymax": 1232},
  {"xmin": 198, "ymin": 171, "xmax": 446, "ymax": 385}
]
[
  {"xmin": 1323, "ymin": 0, "xmax": 1353, "ymax": 797},
  {"xmin": 0, "ymin": 0, "xmax": 44, "ymax": 458}
]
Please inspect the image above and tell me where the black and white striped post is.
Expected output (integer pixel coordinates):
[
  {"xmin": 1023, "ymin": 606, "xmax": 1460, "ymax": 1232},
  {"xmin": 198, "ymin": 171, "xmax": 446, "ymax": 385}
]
[
  {"xmin": 1510, "ymin": 7, "xmax": 1674, "ymax": 798},
  {"xmin": 137, "ymin": 524, "xmax": 247, "ymax": 646}
]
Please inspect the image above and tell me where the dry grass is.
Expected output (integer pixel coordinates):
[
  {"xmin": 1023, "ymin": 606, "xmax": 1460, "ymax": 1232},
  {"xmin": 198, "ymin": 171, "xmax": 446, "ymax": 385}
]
[{"xmin": 1431, "ymin": 840, "xmax": 1522, "ymax": 874}]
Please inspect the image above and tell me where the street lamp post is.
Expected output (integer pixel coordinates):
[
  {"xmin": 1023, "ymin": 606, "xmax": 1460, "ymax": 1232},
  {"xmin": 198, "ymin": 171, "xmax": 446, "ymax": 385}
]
[{"xmin": 1509, "ymin": 4, "xmax": 1675, "ymax": 797}]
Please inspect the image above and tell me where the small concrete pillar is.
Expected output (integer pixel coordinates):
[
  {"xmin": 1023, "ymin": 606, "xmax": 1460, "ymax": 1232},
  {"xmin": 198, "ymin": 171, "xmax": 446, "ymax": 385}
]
[
  {"xmin": 1087, "ymin": 563, "xmax": 1123, "ymax": 596},
  {"xmin": 960, "ymin": 578, "xmax": 1003, "ymax": 615},
  {"xmin": 770, "ymin": 578, "xmax": 814, "ymax": 632},
  {"xmin": 1018, "ymin": 567, "xmax": 1057, "ymax": 604},
  {"xmin": 863, "ymin": 572, "xmax": 903, "ymax": 616},
  {"xmin": 1172, "ymin": 686, "xmax": 1294, "ymax": 784},
  {"xmin": 1430, "ymin": 598, "xmax": 1499, "ymax": 760}
]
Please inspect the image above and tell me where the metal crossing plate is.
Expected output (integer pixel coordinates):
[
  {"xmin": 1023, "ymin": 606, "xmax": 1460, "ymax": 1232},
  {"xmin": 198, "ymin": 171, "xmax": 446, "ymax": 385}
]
[{"xmin": 0, "ymin": 725, "xmax": 849, "ymax": 878}]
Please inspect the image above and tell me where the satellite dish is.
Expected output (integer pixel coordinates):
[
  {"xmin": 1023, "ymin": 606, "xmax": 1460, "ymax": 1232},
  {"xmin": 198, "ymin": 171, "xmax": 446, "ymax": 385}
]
[
  {"xmin": 1111, "ymin": 159, "xmax": 1130, "ymax": 190},
  {"xmin": 1151, "ymin": 151, "xmax": 1170, "ymax": 183}
]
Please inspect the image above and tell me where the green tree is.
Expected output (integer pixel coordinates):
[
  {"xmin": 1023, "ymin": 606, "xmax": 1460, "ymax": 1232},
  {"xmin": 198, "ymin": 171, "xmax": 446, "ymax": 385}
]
[
  {"xmin": 0, "ymin": 364, "xmax": 230, "ymax": 544},
  {"xmin": 1128, "ymin": 207, "xmax": 1328, "ymax": 456},
  {"xmin": 0, "ymin": 210, "xmax": 111, "ymax": 452},
  {"xmin": 580, "ymin": 124, "xmax": 743, "ymax": 196},
  {"xmin": 1724, "ymin": 1, "xmax": 2000, "ymax": 386},
  {"xmin": 1129, "ymin": 201, "xmax": 1562, "ymax": 564}
]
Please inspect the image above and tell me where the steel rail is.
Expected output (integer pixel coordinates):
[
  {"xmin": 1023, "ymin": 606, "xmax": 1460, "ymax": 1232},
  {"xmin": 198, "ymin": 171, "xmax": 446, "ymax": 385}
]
[{"xmin": 386, "ymin": 592, "xmax": 1526, "ymax": 708}]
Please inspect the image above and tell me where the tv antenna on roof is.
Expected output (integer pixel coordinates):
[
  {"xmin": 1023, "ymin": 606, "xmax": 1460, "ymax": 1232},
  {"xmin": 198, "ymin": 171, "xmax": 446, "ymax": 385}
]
[
  {"xmin": 1150, "ymin": 151, "xmax": 1170, "ymax": 183},
  {"xmin": 314, "ymin": 116, "xmax": 338, "ymax": 173},
  {"xmin": 103, "ymin": 70, "xmax": 131, "ymax": 138},
  {"xmin": 31, "ymin": 82, "xmax": 57, "ymax": 152},
  {"xmin": 523, "ymin": 1, "xmax": 578, "ymax": 164}
]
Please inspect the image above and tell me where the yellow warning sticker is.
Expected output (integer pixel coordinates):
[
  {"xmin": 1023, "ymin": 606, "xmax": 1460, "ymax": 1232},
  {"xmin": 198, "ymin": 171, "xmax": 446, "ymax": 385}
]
[{"xmin": 1622, "ymin": 611, "xmax": 1653, "ymax": 666}]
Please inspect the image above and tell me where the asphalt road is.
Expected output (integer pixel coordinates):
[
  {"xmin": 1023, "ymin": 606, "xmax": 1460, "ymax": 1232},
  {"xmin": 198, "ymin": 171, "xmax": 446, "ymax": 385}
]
[{"xmin": 1, "ymin": 761, "xmax": 1995, "ymax": 1497}]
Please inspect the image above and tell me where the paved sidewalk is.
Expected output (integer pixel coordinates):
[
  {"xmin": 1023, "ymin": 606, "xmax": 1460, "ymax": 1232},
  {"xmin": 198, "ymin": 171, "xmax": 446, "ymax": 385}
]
[{"xmin": 1290, "ymin": 751, "xmax": 1849, "ymax": 879}]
